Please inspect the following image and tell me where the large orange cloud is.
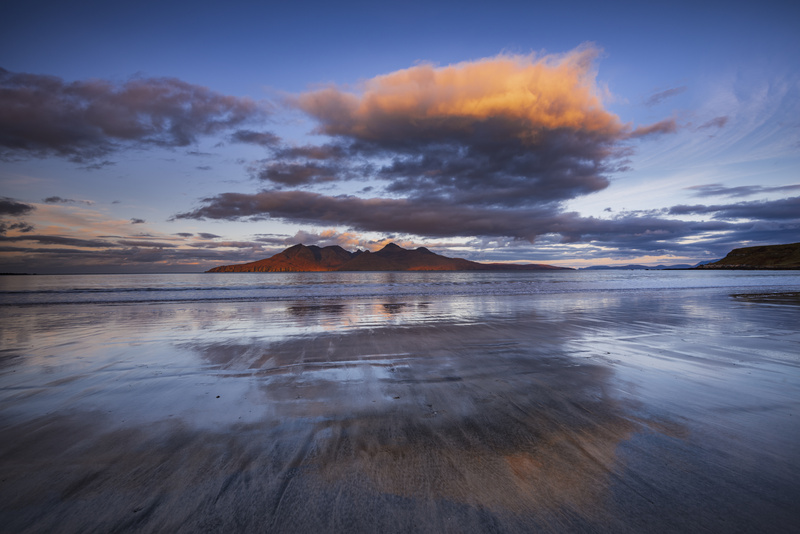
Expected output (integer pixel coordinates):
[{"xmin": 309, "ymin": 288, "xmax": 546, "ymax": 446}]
[
  {"xmin": 297, "ymin": 46, "xmax": 624, "ymax": 143},
  {"xmin": 281, "ymin": 46, "xmax": 641, "ymax": 207}
]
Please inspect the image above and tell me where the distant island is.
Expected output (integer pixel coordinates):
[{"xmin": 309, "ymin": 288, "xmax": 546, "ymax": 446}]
[
  {"xmin": 579, "ymin": 261, "xmax": 717, "ymax": 271},
  {"xmin": 696, "ymin": 242, "xmax": 800, "ymax": 270},
  {"xmin": 207, "ymin": 243, "xmax": 571, "ymax": 272}
]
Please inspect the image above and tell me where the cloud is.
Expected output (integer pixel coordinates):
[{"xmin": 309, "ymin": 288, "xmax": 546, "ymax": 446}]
[
  {"xmin": 0, "ymin": 197, "xmax": 35, "ymax": 236},
  {"xmin": 0, "ymin": 221, "xmax": 34, "ymax": 235},
  {"xmin": 116, "ymin": 239, "xmax": 177, "ymax": 248},
  {"xmin": 285, "ymin": 229, "xmax": 403, "ymax": 251},
  {"xmin": 81, "ymin": 160, "xmax": 116, "ymax": 171},
  {"xmin": 274, "ymin": 144, "xmax": 348, "ymax": 160},
  {"xmin": 644, "ymin": 86, "xmax": 687, "ymax": 107},
  {"xmin": 130, "ymin": 218, "xmax": 146, "ymax": 224},
  {"xmin": 198, "ymin": 232, "xmax": 221, "ymax": 239},
  {"xmin": 173, "ymin": 47, "xmax": 712, "ymax": 259},
  {"xmin": 291, "ymin": 46, "xmax": 646, "ymax": 207},
  {"xmin": 249, "ymin": 143, "xmax": 372, "ymax": 187},
  {"xmin": 0, "ymin": 68, "xmax": 267, "ymax": 162},
  {"xmin": 0, "ymin": 234, "xmax": 119, "ymax": 248},
  {"xmin": 669, "ymin": 195, "xmax": 800, "ymax": 220},
  {"xmin": 696, "ymin": 116, "xmax": 729, "ymax": 130},
  {"xmin": 629, "ymin": 118, "xmax": 679, "ymax": 138},
  {"xmin": 255, "ymin": 161, "xmax": 348, "ymax": 186},
  {"xmin": 0, "ymin": 197, "xmax": 35, "ymax": 216},
  {"xmin": 177, "ymin": 190, "xmax": 798, "ymax": 260},
  {"xmin": 175, "ymin": 190, "xmax": 546, "ymax": 239},
  {"xmin": 186, "ymin": 240, "xmax": 261, "ymax": 249},
  {"xmin": 0, "ymin": 231, "xmax": 289, "ymax": 273},
  {"xmin": 298, "ymin": 47, "xmax": 622, "ymax": 143},
  {"xmin": 43, "ymin": 196, "xmax": 94, "ymax": 205},
  {"xmin": 185, "ymin": 46, "xmax": 683, "ymax": 219},
  {"xmin": 174, "ymin": 189, "xmax": 734, "ymax": 248},
  {"xmin": 230, "ymin": 130, "xmax": 280, "ymax": 147},
  {"xmin": 685, "ymin": 183, "xmax": 800, "ymax": 198},
  {"xmin": 0, "ymin": 242, "xmax": 285, "ymax": 273},
  {"xmin": 0, "ymin": 213, "xmax": 280, "ymax": 273}
]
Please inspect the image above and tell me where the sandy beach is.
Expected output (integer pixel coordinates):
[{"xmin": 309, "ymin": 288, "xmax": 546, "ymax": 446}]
[{"xmin": 1, "ymin": 278, "xmax": 799, "ymax": 532}]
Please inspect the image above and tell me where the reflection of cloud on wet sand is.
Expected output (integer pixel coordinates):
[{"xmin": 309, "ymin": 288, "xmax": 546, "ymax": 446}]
[
  {"xmin": 1, "ymin": 316, "xmax": 644, "ymax": 532},
  {"xmin": 184, "ymin": 317, "xmax": 645, "ymax": 524},
  {"xmin": 311, "ymin": 363, "xmax": 634, "ymax": 521}
]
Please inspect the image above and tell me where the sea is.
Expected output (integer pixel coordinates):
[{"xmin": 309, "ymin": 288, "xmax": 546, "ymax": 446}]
[
  {"xmin": 3, "ymin": 268, "xmax": 800, "ymax": 306},
  {"xmin": 1, "ymin": 270, "xmax": 799, "ymax": 532}
]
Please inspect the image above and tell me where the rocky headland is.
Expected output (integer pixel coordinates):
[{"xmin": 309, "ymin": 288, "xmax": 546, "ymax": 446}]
[{"xmin": 696, "ymin": 242, "xmax": 800, "ymax": 270}]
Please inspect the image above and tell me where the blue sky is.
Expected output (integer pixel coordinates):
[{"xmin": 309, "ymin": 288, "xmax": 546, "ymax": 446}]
[{"xmin": 1, "ymin": 0, "xmax": 798, "ymax": 272}]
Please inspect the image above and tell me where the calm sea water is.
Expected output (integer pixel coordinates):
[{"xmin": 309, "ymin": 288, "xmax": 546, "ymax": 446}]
[{"xmin": 2, "ymin": 269, "xmax": 799, "ymax": 306}]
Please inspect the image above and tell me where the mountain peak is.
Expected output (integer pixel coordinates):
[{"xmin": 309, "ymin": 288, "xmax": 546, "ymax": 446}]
[{"xmin": 207, "ymin": 243, "xmax": 570, "ymax": 272}]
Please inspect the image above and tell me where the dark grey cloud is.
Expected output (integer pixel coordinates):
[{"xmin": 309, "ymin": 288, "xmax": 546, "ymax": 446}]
[
  {"xmin": 117, "ymin": 240, "xmax": 177, "ymax": 248},
  {"xmin": 374, "ymin": 131, "xmax": 617, "ymax": 207},
  {"xmin": 196, "ymin": 165, "xmax": 212, "ymax": 171},
  {"xmin": 256, "ymin": 162, "xmax": 345, "ymax": 186},
  {"xmin": 0, "ymin": 238, "xmax": 280, "ymax": 274},
  {"xmin": 0, "ymin": 197, "xmax": 35, "ymax": 216},
  {"xmin": 130, "ymin": 218, "xmax": 146, "ymax": 224},
  {"xmin": 669, "ymin": 196, "xmax": 800, "ymax": 220},
  {"xmin": 0, "ymin": 234, "xmax": 117, "ymax": 248},
  {"xmin": 554, "ymin": 216, "xmax": 731, "ymax": 246},
  {"xmin": 249, "ymin": 142, "xmax": 373, "ymax": 188},
  {"xmin": 174, "ymin": 189, "xmax": 735, "ymax": 249},
  {"xmin": 0, "ymin": 198, "xmax": 35, "ymax": 236},
  {"xmin": 248, "ymin": 125, "xmax": 629, "ymax": 207},
  {"xmin": 696, "ymin": 116, "xmax": 729, "ymax": 130},
  {"xmin": 230, "ymin": 130, "xmax": 280, "ymax": 147},
  {"xmin": 80, "ymin": 159, "xmax": 116, "ymax": 170},
  {"xmin": 43, "ymin": 196, "xmax": 93, "ymax": 205},
  {"xmin": 0, "ymin": 221, "xmax": 34, "ymax": 235},
  {"xmin": 252, "ymin": 234, "xmax": 294, "ymax": 246},
  {"xmin": 187, "ymin": 240, "xmax": 262, "ymax": 249},
  {"xmin": 0, "ymin": 68, "xmax": 266, "ymax": 162},
  {"xmin": 685, "ymin": 183, "xmax": 800, "ymax": 198},
  {"xmin": 274, "ymin": 144, "xmax": 348, "ymax": 160},
  {"xmin": 644, "ymin": 86, "xmax": 687, "ymax": 107},
  {"xmin": 175, "ymin": 232, "xmax": 194, "ymax": 237},
  {"xmin": 175, "ymin": 189, "xmax": 555, "ymax": 239},
  {"xmin": 175, "ymin": 185, "xmax": 798, "ymax": 260},
  {"xmin": 467, "ymin": 218, "xmax": 799, "ymax": 263},
  {"xmin": 198, "ymin": 233, "xmax": 221, "ymax": 239}
]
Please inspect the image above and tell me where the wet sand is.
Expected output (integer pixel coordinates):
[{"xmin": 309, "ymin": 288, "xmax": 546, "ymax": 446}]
[{"xmin": 1, "ymin": 288, "xmax": 799, "ymax": 532}]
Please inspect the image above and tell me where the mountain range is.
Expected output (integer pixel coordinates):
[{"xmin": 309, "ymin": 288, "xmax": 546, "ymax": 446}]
[{"xmin": 206, "ymin": 243, "xmax": 571, "ymax": 272}]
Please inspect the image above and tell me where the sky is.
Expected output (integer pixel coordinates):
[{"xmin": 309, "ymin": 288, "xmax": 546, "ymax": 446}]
[{"xmin": 1, "ymin": 0, "xmax": 798, "ymax": 273}]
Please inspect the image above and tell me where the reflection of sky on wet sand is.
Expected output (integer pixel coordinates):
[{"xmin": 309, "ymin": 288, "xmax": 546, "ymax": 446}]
[{"xmin": 1, "ymin": 287, "xmax": 799, "ymax": 532}]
